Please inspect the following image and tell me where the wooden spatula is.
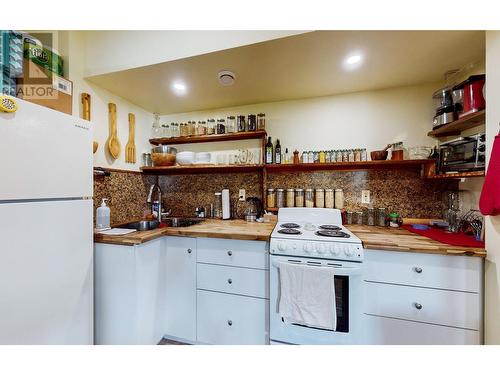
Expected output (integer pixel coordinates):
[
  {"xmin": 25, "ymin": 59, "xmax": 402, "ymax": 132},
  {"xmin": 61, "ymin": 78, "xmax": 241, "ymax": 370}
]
[
  {"xmin": 81, "ymin": 93, "xmax": 98, "ymax": 154},
  {"xmin": 125, "ymin": 113, "xmax": 136, "ymax": 163},
  {"xmin": 107, "ymin": 103, "xmax": 121, "ymax": 159}
]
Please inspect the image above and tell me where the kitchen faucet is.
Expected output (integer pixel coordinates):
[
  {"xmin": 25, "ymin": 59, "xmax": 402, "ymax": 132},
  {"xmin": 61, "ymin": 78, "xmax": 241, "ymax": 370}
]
[{"xmin": 147, "ymin": 183, "xmax": 163, "ymax": 223}]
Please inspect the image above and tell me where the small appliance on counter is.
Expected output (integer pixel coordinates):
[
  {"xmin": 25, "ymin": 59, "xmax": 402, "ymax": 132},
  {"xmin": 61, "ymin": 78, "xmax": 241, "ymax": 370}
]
[
  {"xmin": 432, "ymin": 86, "xmax": 455, "ymax": 129},
  {"xmin": 438, "ymin": 133, "xmax": 486, "ymax": 173},
  {"xmin": 244, "ymin": 197, "xmax": 264, "ymax": 222},
  {"xmin": 452, "ymin": 74, "xmax": 485, "ymax": 118}
]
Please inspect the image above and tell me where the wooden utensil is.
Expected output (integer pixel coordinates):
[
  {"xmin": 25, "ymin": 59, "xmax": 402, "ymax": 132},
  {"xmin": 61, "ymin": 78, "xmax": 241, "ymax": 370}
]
[
  {"xmin": 125, "ymin": 113, "xmax": 136, "ymax": 163},
  {"xmin": 82, "ymin": 93, "xmax": 99, "ymax": 154},
  {"xmin": 370, "ymin": 144, "xmax": 391, "ymax": 161},
  {"xmin": 107, "ymin": 103, "xmax": 121, "ymax": 159}
]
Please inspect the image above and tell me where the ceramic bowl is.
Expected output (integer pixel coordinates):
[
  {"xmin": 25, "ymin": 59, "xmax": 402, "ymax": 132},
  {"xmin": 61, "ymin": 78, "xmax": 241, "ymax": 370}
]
[{"xmin": 176, "ymin": 151, "xmax": 196, "ymax": 165}]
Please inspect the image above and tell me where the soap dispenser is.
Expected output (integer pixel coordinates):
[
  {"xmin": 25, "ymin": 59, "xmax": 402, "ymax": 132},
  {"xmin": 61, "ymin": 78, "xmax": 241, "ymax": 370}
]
[{"xmin": 96, "ymin": 198, "xmax": 111, "ymax": 230}]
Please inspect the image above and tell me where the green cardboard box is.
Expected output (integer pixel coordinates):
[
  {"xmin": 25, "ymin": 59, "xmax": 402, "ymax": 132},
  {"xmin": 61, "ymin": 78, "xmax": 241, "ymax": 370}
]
[{"xmin": 23, "ymin": 36, "xmax": 64, "ymax": 77}]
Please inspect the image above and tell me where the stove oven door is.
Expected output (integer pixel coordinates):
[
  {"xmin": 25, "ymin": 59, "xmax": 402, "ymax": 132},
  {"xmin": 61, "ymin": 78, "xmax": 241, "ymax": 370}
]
[{"xmin": 269, "ymin": 255, "xmax": 363, "ymax": 345}]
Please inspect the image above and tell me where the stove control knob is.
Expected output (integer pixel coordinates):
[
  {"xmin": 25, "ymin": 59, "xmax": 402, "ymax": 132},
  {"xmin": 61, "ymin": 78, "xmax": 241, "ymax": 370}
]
[
  {"xmin": 277, "ymin": 242, "xmax": 286, "ymax": 252},
  {"xmin": 292, "ymin": 242, "xmax": 297, "ymax": 250},
  {"xmin": 316, "ymin": 243, "xmax": 325, "ymax": 254},
  {"xmin": 331, "ymin": 246, "xmax": 340, "ymax": 256},
  {"xmin": 303, "ymin": 243, "xmax": 311, "ymax": 253},
  {"xmin": 345, "ymin": 246, "xmax": 354, "ymax": 257}
]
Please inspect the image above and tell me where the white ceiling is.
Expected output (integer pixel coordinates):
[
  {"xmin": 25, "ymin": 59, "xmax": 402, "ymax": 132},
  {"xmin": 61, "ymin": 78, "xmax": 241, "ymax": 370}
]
[{"xmin": 86, "ymin": 30, "xmax": 485, "ymax": 115}]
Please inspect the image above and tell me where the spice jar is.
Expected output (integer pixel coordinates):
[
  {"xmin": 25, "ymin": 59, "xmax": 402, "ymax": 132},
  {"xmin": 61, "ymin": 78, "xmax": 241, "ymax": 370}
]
[
  {"xmin": 336, "ymin": 150, "xmax": 343, "ymax": 162},
  {"xmin": 313, "ymin": 151, "xmax": 320, "ymax": 163},
  {"xmin": 305, "ymin": 189, "xmax": 314, "ymax": 207},
  {"xmin": 325, "ymin": 189, "xmax": 334, "ymax": 208},
  {"xmin": 355, "ymin": 211, "xmax": 364, "ymax": 225},
  {"xmin": 207, "ymin": 119, "xmax": 216, "ymax": 135},
  {"xmin": 388, "ymin": 213, "xmax": 402, "ymax": 228},
  {"xmin": 179, "ymin": 122, "xmax": 188, "ymax": 137},
  {"xmin": 315, "ymin": 188, "xmax": 325, "ymax": 208},
  {"xmin": 334, "ymin": 189, "xmax": 344, "ymax": 209},
  {"xmin": 319, "ymin": 150, "xmax": 326, "ymax": 163},
  {"xmin": 367, "ymin": 207, "xmax": 375, "ymax": 226},
  {"xmin": 216, "ymin": 118, "xmax": 226, "ymax": 134},
  {"xmin": 226, "ymin": 116, "xmax": 236, "ymax": 133},
  {"xmin": 257, "ymin": 113, "xmax": 266, "ymax": 130},
  {"xmin": 247, "ymin": 114, "xmax": 257, "ymax": 131},
  {"xmin": 171, "ymin": 123, "xmax": 179, "ymax": 137},
  {"xmin": 301, "ymin": 151, "xmax": 308, "ymax": 163},
  {"xmin": 342, "ymin": 150, "xmax": 349, "ymax": 162},
  {"xmin": 197, "ymin": 120, "xmax": 207, "ymax": 135},
  {"xmin": 286, "ymin": 189, "xmax": 295, "ymax": 207},
  {"xmin": 361, "ymin": 148, "xmax": 368, "ymax": 161},
  {"xmin": 188, "ymin": 121, "xmax": 196, "ymax": 136},
  {"xmin": 267, "ymin": 188, "xmax": 276, "ymax": 209},
  {"xmin": 237, "ymin": 115, "xmax": 246, "ymax": 132},
  {"xmin": 295, "ymin": 189, "xmax": 305, "ymax": 207},
  {"xmin": 276, "ymin": 189, "xmax": 285, "ymax": 208},
  {"xmin": 377, "ymin": 207, "xmax": 387, "ymax": 226}
]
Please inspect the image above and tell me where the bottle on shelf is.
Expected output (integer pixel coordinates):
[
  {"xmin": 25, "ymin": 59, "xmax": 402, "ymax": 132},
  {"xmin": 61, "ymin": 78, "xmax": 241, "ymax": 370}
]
[
  {"xmin": 284, "ymin": 148, "xmax": 290, "ymax": 164},
  {"xmin": 275, "ymin": 139, "xmax": 282, "ymax": 164},
  {"xmin": 265, "ymin": 137, "xmax": 274, "ymax": 164},
  {"xmin": 151, "ymin": 113, "xmax": 161, "ymax": 139}
]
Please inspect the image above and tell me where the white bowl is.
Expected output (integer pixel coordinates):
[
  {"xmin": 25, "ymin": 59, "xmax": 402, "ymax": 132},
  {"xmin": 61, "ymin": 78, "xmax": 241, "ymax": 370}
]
[
  {"xmin": 195, "ymin": 152, "xmax": 211, "ymax": 164},
  {"xmin": 176, "ymin": 151, "xmax": 196, "ymax": 165}
]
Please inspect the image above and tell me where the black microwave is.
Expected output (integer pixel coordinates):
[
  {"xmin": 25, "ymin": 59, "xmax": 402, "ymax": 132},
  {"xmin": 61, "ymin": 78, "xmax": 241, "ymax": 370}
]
[{"xmin": 438, "ymin": 133, "xmax": 486, "ymax": 173}]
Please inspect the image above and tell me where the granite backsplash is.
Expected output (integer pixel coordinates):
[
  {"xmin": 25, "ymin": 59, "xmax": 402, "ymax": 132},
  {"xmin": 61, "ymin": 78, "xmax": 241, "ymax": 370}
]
[{"xmin": 93, "ymin": 168, "xmax": 458, "ymax": 224}]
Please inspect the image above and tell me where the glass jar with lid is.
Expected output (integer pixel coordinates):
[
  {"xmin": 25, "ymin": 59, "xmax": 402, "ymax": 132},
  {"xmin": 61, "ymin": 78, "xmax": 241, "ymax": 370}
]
[
  {"xmin": 355, "ymin": 211, "xmax": 364, "ymax": 225},
  {"xmin": 188, "ymin": 121, "xmax": 196, "ymax": 136},
  {"xmin": 342, "ymin": 150, "xmax": 349, "ymax": 162},
  {"xmin": 237, "ymin": 115, "xmax": 246, "ymax": 132},
  {"xmin": 325, "ymin": 151, "xmax": 332, "ymax": 163},
  {"xmin": 307, "ymin": 151, "xmax": 314, "ymax": 163},
  {"xmin": 226, "ymin": 116, "xmax": 236, "ymax": 133},
  {"xmin": 267, "ymin": 188, "xmax": 276, "ymax": 209},
  {"xmin": 334, "ymin": 189, "xmax": 344, "ymax": 209},
  {"xmin": 207, "ymin": 119, "xmax": 216, "ymax": 135},
  {"xmin": 325, "ymin": 189, "xmax": 334, "ymax": 208},
  {"xmin": 377, "ymin": 207, "xmax": 387, "ymax": 226},
  {"xmin": 313, "ymin": 151, "xmax": 320, "ymax": 163},
  {"xmin": 301, "ymin": 151, "xmax": 308, "ymax": 164},
  {"xmin": 214, "ymin": 192, "xmax": 222, "ymax": 219},
  {"xmin": 336, "ymin": 150, "xmax": 343, "ymax": 162},
  {"xmin": 367, "ymin": 207, "xmax": 376, "ymax": 226},
  {"xmin": 257, "ymin": 113, "xmax": 266, "ymax": 130},
  {"xmin": 179, "ymin": 122, "xmax": 189, "ymax": 137},
  {"xmin": 319, "ymin": 151, "xmax": 326, "ymax": 163},
  {"xmin": 305, "ymin": 189, "xmax": 314, "ymax": 207},
  {"xmin": 276, "ymin": 189, "xmax": 285, "ymax": 208},
  {"xmin": 361, "ymin": 148, "xmax": 368, "ymax": 161},
  {"xmin": 354, "ymin": 148, "xmax": 361, "ymax": 162},
  {"xmin": 346, "ymin": 211, "xmax": 353, "ymax": 225},
  {"xmin": 197, "ymin": 120, "xmax": 207, "ymax": 135},
  {"xmin": 348, "ymin": 149, "xmax": 355, "ymax": 162},
  {"xmin": 286, "ymin": 189, "xmax": 295, "ymax": 207},
  {"xmin": 247, "ymin": 114, "xmax": 257, "ymax": 131},
  {"xmin": 315, "ymin": 189, "xmax": 325, "ymax": 208},
  {"xmin": 171, "ymin": 123, "xmax": 180, "ymax": 137},
  {"xmin": 295, "ymin": 189, "xmax": 305, "ymax": 207},
  {"xmin": 216, "ymin": 118, "xmax": 226, "ymax": 134}
]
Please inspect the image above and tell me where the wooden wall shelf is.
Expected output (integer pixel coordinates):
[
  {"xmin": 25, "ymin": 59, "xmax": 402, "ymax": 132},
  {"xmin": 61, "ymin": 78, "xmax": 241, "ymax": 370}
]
[
  {"xmin": 265, "ymin": 160, "xmax": 436, "ymax": 173},
  {"xmin": 425, "ymin": 170, "xmax": 485, "ymax": 179},
  {"xmin": 141, "ymin": 164, "xmax": 264, "ymax": 175},
  {"xmin": 427, "ymin": 110, "xmax": 485, "ymax": 138},
  {"xmin": 149, "ymin": 130, "xmax": 267, "ymax": 145}
]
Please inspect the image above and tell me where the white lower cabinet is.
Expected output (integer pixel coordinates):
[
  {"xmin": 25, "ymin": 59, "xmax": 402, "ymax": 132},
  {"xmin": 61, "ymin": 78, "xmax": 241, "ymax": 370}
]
[
  {"xmin": 363, "ymin": 249, "xmax": 483, "ymax": 345},
  {"xmin": 197, "ymin": 290, "xmax": 268, "ymax": 345},
  {"xmin": 163, "ymin": 236, "xmax": 197, "ymax": 342},
  {"xmin": 94, "ymin": 238, "xmax": 165, "ymax": 345}
]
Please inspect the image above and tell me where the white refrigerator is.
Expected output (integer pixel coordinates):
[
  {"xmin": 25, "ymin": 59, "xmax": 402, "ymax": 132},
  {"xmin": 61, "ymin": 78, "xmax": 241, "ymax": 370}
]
[{"xmin": 0, "ymin": 98, "xmax": 93, "ymax": 344}]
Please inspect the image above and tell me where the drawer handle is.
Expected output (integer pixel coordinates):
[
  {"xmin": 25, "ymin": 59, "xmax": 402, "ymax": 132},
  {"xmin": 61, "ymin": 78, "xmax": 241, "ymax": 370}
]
[
  {"xmin": 227, "ymin": 250, "xmax": 233, "ymax": 256},
  {"xmin": 413, "ymin": 267, "xmax": 423, "ymax": 274},
  {"xmin": 187, "ymin": 248, "xmax": 192, "ymax": 254},
  {"xmin": 227, "ymin": 320, "xmax": 233, "ymax": 326},
  {"xmin": 414, "ymin": 302, "xmax": 423, "ymax": 310},
  {"xmin": 227, "ymin": 278, "xmax": 233, "ymax": 284}
]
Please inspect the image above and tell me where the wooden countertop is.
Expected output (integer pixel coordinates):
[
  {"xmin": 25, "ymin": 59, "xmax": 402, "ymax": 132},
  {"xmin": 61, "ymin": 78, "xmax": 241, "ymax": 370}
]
[
  {"xmin": 347, "ymin": 225, "xmax": 487, "ymax": 258},
  {"xmin": 94, "ymin": 219, "xmax": 276, "ymax": 246}
]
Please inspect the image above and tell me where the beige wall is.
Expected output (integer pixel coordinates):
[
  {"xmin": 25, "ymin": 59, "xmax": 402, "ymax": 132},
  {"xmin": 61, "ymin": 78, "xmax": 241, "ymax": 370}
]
[
  {"xmin": 82, "ymin": 31, "xmax": 308, "ymax": 77},
  {"xmin": 160, "ymin": 82, "xmax": 441, "ymax": 156},
  {"xmin": 484, "ymin": 31, "xmax": 500, "ymax": 344}
]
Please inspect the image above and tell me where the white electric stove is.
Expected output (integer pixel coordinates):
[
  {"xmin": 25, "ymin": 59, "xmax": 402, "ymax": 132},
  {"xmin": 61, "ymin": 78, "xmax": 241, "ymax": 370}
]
[
  {"xmin": 269, "ymin": 208, "xmax": 364, "ymax": 345},
  {"xmin": 270, "ymin": 207, "xmax": 363, "ymax": 262}
]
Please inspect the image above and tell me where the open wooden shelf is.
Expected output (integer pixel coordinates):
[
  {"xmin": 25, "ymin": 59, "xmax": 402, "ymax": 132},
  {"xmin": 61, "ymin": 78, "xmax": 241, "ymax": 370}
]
[
  {"xmin": 427, "ymin": 110, "xmax": 485, "ymax": 138},
  {"xmin": 425, "ymin": 170, "xmax": 485, "ymax": 179},
  {"xmin": 266, "ymin": 207, "xmax": 279, "ymax": 212},
  {"xmin": 265, "ymin": 159, "xmax": 436, "ymax": 173},
  {"xmin": 141, "ymin": 164, "xmax": 264, "ymax": 175},
  {"xmin": 149, "ymin": 130, "xmax": 267, "ymax": 145}
]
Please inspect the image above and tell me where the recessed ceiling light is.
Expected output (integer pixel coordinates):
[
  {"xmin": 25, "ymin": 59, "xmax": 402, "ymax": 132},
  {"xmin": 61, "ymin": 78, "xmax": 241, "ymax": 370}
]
[
  {"xmin": 218, "ymin": 70, "xmax": 236, "ymax": 86},
  {"xmin": 171, "ymin": 81, "xmax": 187, "ymax": 95},
  {"xmin": 343, "ymin": 53, "xmax": 364, "ymax": 70}
]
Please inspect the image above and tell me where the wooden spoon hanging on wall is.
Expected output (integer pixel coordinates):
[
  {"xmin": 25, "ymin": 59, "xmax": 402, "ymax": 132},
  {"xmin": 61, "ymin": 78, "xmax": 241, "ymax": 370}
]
[
  {"xmin": 107, "ymin": 103, "xmax": 121, "ymax": 159},
  {"xmin": 81, "ymin": 93, "xmax": 98, "ymax": 154}
]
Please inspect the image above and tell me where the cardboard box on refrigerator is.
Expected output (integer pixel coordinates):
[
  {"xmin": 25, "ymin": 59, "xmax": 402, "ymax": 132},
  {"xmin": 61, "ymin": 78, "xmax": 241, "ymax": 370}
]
[{"xmin": 15, "ymin": 58, "xmax": 72, "ymax": 115}]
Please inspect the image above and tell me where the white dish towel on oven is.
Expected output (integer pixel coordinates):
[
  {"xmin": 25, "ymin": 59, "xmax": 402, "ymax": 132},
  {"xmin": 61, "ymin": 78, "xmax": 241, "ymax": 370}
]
[{"xmin": 278, "ymin": 262, "xmax": 337, "ymax": 331}]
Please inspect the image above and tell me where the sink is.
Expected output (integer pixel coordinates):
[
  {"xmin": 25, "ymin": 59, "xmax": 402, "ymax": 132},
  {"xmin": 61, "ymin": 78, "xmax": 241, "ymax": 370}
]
[
  {"xmin": 163, "ymin": 217, "xmax": 204, "ymax": 227},
  {"xmin": 118, "ymin": 220, "xmax": 160, "ymax": 231}
]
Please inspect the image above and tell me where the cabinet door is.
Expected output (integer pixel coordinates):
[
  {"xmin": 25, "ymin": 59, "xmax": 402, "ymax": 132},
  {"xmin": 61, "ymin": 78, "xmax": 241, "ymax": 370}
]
[{"xmin": 164, "ymin": 236, "xmax": 197, "ymax": 342}]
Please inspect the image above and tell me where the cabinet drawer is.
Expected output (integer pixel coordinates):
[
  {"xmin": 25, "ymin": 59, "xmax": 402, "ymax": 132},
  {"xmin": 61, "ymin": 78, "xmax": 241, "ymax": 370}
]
[
  {"xmin": 364, "ymin": 314, "xmax": 480, "ymax": 345},
  {"xmin": 197, "ymin": 290, "xmax": 268, "ymax": 345},
  {"xmin": 197, "ymin": 238, "xmax": 268, "ymax": 270},
  {"xmin": 364, "ymin": 249, "xmax": 483, "ymax": 293},
  {"xmin": 197, "ymin": 263, "xmax": 268, "ymax": 298},
  {"xmin": 365, "ymin": 282, "xmax": 480, "ymax": 330}
]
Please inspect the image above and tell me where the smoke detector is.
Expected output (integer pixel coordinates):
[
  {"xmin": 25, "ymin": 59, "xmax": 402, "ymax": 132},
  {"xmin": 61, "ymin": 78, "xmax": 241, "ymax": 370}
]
[{"xmin": 218, "ymin": 70, "xmax": 236, "ymax": 86}]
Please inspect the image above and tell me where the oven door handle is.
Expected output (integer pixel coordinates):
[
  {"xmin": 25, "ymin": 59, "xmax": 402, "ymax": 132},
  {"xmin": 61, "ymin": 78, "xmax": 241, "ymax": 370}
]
[{"xmin": 272, "ymin": 259, "xmax": 362, "ymax": 276}]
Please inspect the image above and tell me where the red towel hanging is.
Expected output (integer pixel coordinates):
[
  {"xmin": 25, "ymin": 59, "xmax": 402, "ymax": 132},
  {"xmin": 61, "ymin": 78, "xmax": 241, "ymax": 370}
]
[{"xmin": 479, "ymin": 134, "xmax": 500, "ymax": 216}]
